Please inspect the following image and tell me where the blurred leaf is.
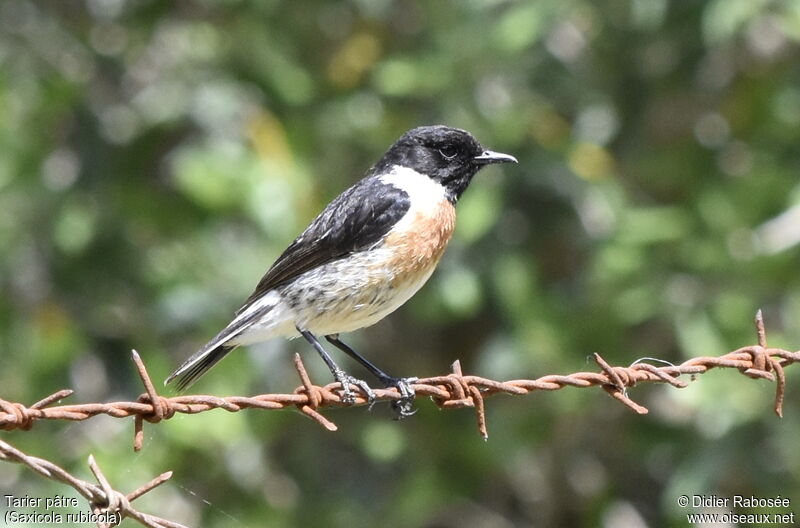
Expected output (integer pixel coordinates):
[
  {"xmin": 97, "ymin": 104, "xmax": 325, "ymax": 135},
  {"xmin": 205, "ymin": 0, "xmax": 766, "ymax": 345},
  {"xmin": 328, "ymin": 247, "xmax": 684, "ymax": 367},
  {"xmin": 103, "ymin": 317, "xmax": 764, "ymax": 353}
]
[
  {"xmin": 172, "ymin": 142, "xmax": 260, "ymax": 210},
  {"xmin": 455, "ymin": 181, "xmax": 501, "ymax": 243},
  {"xmin": 703, "ymin": 0, "xmax": 769, "ymax": 43},
  {"xmin": 617, "ymin": 206, "xmax": 693, "ymax": 245},
  {"xmin": 53, "ymin": 198, "xmax": 97, "ymax": 255},
  {"xmin": 493, "ymin": 4, "xmax": 544, "ymax": 52}
]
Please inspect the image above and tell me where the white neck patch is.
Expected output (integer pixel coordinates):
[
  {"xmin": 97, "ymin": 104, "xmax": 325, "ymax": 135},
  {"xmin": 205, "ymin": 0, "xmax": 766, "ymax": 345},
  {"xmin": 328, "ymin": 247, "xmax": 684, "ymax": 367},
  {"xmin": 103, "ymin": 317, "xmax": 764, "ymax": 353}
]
[{"xmin": 379, "ymin": 165, "xmax": 448, "ymax": 215}]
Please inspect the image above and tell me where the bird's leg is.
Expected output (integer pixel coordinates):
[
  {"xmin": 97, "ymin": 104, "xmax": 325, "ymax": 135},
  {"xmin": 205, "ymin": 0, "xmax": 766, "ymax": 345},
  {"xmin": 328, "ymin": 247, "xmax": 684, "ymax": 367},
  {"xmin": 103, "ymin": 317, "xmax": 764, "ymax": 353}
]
[
  {"xmin": 326, "ymin": 334, "xmax": 417, "ymax": 418},
  {"xmin": 296, "ymin": 326, "xmax": 374, "ymax": 405}
]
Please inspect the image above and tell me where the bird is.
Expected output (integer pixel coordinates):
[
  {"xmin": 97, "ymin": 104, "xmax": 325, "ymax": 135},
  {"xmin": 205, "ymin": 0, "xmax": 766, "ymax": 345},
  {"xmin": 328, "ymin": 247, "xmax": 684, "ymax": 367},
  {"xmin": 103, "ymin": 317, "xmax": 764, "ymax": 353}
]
[{"xmin": 165, "ymin": 125, "xmax": 517, "ymax": 416}]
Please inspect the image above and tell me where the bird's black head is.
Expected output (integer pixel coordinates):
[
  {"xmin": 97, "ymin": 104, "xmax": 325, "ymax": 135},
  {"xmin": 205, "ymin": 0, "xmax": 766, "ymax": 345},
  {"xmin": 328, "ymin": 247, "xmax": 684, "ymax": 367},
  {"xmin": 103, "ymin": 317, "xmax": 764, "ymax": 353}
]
[{"xmin": 372, "ymin": 125, "xmax": 518, "ymax": 203}]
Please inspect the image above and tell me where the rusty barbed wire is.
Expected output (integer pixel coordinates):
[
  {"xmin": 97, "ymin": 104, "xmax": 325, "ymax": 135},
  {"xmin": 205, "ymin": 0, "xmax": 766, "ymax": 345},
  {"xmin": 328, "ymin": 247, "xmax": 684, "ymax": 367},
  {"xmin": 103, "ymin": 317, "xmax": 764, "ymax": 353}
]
[
  {"xmin": 0, "ymin": 438, "xmax": 183, "ymax": 528},
  {"xmin": 0, "ymin": 311, "xmax": 797, "ymax": 449}
]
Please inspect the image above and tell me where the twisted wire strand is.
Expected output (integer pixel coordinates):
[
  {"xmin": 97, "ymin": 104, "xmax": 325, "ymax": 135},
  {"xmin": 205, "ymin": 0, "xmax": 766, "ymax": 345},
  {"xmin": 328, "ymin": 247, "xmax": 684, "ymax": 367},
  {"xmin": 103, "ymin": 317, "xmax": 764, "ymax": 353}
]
[
  {"xmin": 1, "ymin": 312, "xmax": 796, "ymax": 447},
  {"xmin": 0, "ymin": 438, "xmax": 183, "ymax": 528}
]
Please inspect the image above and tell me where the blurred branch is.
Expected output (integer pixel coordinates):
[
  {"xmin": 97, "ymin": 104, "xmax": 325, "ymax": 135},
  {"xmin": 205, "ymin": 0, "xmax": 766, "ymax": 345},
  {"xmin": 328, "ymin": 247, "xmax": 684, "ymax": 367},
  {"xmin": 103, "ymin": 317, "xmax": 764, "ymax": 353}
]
[
  {"xmin": 0, "ymin": 438, "xmax": 182, "ymax": 528},
  {"xmin": 1, "ymin": 311, "xmax": 797, "ymax": 450}
]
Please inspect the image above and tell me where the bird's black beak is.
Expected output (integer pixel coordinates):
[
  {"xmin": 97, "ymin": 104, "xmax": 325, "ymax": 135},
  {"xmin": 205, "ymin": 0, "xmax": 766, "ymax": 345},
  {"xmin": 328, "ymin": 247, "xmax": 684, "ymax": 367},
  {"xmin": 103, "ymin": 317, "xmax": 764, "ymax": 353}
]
[{"xmin": 473, "ymin": 150, "xmax": 518, "ymax": 165}]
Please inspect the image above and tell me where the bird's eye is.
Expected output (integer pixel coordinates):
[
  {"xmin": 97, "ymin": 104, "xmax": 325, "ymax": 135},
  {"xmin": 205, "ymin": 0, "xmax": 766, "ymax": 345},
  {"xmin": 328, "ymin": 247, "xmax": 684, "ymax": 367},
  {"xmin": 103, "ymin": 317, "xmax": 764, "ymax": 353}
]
[{"xmin": 439, "ymin": 147, "xmax": 458, "ymax": 160}]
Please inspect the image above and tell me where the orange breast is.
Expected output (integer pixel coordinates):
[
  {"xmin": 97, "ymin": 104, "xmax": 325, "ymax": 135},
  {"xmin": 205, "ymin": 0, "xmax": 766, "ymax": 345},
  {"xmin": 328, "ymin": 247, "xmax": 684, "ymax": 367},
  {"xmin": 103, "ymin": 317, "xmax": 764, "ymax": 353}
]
[{"xmin": 383, "ymin": 198, "xmax": 457, "ymax": 284}]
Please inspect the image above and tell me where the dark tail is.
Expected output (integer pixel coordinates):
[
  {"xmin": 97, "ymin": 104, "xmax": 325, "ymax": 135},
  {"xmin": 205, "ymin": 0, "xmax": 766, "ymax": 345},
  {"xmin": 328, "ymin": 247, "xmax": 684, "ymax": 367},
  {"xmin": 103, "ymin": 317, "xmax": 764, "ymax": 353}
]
[
  {"xmin": 165, "ymin": 343, "xmax": 237, "ymax": 391},
  {"xmin": 166, "ymin": 296, "xmax": 271, "ymax": 390}
]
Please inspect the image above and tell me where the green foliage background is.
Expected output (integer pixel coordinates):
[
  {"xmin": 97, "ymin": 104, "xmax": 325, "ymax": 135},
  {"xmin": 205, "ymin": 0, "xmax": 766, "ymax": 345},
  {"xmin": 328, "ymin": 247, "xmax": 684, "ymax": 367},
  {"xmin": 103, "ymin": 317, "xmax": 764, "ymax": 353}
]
[{"xmin": 2, "ymin": 0, "xmax": 800, "ymax": 526}]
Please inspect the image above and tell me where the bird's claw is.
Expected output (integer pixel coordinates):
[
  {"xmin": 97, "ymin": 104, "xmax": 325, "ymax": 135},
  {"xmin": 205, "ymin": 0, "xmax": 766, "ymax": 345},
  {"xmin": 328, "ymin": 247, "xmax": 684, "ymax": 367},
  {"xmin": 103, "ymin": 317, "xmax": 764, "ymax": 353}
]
[
  {"xmin": 333, "ymin": 369, "xmax": 376, "ymax": 405},
  {"xmin": 386, "ymin": 377, "xmax": 418, "ymax": 419},
  {"xmin": 332, "ymin": 370, "xmax": 417, "ymax": 418}
]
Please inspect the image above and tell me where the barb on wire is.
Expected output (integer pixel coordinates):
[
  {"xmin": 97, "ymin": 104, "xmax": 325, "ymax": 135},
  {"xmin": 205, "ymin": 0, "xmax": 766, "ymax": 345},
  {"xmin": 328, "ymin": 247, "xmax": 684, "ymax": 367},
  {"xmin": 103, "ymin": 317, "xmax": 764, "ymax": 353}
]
[
  {"xmin": 0, "ymin": 311, "xmax": 797, "ymax": 447},
  {"xmin": 0, "ymin": 438, "xmax": 183, "ymax": 528}
]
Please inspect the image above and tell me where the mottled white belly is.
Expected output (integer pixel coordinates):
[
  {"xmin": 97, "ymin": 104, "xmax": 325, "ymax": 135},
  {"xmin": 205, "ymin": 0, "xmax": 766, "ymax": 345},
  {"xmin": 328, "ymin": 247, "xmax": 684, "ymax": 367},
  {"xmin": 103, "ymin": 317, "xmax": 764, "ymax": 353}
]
[{"xmin": 285, "ymin": 245, "xmax": 441, "ymax": 336}]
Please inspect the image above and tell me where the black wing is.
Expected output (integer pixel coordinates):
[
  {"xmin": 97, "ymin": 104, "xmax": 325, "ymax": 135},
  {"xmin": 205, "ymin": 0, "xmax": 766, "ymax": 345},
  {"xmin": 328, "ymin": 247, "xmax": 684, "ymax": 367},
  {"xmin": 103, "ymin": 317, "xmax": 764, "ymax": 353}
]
[{"xmin": 238, "ymin": 175, "xmax": 411, "ymax": 311}]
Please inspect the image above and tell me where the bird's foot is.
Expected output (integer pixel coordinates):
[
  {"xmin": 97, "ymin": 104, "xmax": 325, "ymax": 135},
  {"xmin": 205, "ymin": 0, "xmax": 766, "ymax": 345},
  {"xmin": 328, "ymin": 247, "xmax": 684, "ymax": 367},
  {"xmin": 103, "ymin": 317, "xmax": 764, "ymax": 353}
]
[
  {"xmin": 381, "ymin": 376, "xmax": 418, "ymax": 419},
  {"xmin": 333, "ymin": 368, "xmax": 376, "ymax": 406}
]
